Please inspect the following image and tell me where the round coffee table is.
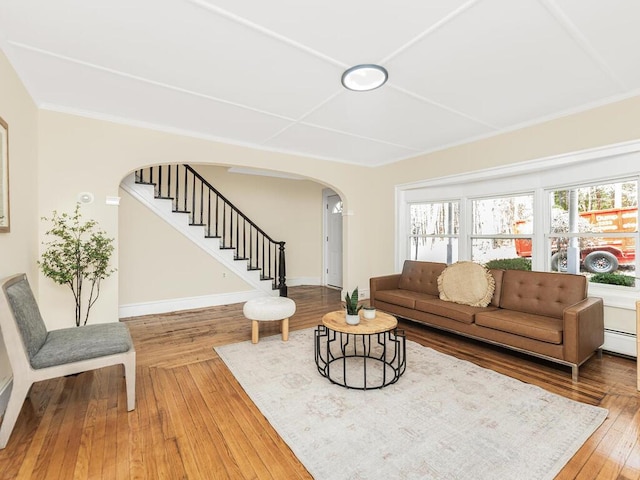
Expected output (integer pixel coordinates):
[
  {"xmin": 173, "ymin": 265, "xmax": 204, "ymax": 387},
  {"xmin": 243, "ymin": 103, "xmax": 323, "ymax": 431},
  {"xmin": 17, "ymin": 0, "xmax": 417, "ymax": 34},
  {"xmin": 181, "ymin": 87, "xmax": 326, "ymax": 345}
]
[{"xmin": 314, "ymin": 310, "xmax": 406, "ymax": 390}]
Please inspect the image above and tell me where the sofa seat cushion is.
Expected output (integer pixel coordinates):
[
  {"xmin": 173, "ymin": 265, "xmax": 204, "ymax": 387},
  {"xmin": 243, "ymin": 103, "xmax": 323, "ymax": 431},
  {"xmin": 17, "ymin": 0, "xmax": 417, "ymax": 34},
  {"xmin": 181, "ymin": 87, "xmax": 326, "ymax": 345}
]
[
  {"xmin": 375, "ymin": 289, "xmax": 437, "ymax": 309},
  {"xmin": 475, "ymin": 309, "xmax": 563, "ymax": 344},
  {"xmin": 415, "ymin": 298, "xmax": 498, "ymax": 324}
]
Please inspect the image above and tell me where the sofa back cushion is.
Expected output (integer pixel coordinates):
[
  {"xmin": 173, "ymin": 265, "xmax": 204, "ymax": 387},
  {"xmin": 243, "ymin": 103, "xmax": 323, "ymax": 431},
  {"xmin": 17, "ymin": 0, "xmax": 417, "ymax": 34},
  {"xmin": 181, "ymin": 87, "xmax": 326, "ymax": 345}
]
[
  {"xmin": 398, "ymin": 261, "xmax": 446, "ymax": 296},
  {"xmin": 488, "ymin": 269, "xmax": 504, "ymax": 307},
  {"xmin": 499, "ymin": 270, "xmax": 587, "ymax": 319}
]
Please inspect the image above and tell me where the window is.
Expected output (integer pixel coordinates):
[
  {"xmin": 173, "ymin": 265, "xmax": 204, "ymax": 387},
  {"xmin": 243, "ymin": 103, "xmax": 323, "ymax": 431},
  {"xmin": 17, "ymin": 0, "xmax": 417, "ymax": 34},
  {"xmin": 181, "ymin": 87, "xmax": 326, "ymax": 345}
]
[
  {"xmin": 547, "ymin": 180, "xmax": 637, "ymax": 286},
  {"xmin": 471, "ymin": 195, "xmax": 534, "ymax": 266},
  {"xmin": 408, "ymin": 202, "xmax": 459, "ymax": 263},
  {"xmin": 397, "ymin": 140, "xmax": 640, "ymax": 305}
]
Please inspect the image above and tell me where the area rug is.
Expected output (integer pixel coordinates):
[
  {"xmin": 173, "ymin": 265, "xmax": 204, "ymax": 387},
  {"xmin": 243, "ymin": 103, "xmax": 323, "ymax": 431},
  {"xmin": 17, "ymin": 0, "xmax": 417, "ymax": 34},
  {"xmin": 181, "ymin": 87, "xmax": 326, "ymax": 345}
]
[{"xmin": 215, "ymin": 328, "xmax": 608, "ymax": 480}]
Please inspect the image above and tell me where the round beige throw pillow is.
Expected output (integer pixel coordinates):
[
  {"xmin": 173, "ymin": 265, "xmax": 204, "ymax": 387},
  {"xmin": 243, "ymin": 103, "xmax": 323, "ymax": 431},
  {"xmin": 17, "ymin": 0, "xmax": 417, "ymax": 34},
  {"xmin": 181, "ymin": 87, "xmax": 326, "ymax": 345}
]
[{"xmin": 437, "ymin": 261, "xmax": 495, "ymax": 308}]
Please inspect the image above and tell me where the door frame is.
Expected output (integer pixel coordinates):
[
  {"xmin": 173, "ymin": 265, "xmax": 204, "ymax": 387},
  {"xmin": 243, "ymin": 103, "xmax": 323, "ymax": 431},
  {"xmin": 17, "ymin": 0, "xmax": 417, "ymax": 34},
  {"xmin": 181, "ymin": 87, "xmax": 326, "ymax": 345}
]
[{"xmin": 322, "ymin": 188, "xmax": 342, "ymax": 288}]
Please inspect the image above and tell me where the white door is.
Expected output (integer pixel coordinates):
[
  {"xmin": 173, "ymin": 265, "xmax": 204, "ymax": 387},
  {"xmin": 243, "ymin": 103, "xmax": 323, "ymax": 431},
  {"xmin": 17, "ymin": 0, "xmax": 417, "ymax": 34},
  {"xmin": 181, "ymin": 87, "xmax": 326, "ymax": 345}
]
[{"xmin": 326, "ymin": 194, "xmax": 343, "ymax": 288}]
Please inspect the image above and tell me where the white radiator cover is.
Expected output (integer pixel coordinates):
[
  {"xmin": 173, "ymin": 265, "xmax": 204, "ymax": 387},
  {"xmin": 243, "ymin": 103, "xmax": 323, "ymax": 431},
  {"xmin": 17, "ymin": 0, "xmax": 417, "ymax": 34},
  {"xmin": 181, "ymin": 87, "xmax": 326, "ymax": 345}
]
[{"xmin": 603, "ymin": 329, "xmax": 637, "ymax": 357}]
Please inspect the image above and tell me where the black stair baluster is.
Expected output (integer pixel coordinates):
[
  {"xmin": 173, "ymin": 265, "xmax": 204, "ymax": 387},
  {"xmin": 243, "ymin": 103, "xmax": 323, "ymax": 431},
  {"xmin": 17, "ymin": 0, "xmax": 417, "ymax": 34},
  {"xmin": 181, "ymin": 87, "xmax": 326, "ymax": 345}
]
[
  {"xmin": 215, "ymin": 195, "xmax": 219, "ymax": 237},
  {"xmin": 207, "ymin": 189, "xmax": 211, "ymax": 237},
  {"xmin": 174, "ymin": 164, "xmax": 179, "ymax": 211},
  {"xmin": 143, "ymin": 164, "xmax": 288, "ymax": 295}
]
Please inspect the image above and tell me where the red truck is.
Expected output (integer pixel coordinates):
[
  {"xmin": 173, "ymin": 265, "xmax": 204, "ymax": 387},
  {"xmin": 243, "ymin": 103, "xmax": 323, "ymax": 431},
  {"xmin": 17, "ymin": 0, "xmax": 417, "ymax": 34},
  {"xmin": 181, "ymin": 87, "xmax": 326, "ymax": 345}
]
[{"xmin": 514, "ymin": 206, "xmax": 637, "ymax": 274}]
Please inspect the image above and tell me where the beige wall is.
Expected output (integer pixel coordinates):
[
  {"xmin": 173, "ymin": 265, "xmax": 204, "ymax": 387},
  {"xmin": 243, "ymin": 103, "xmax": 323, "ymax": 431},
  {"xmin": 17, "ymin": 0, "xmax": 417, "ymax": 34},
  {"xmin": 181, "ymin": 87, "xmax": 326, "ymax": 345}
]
[
  {"xmin": 196, "ymin": 165, "xmax": 324, "ymax": 281},
  {"xmin": 0, "ymin": 52, "xmax": 39, "ymax": 387},
  {"xmin": 1, "ymin": 46, "xmax": 638, "ymax": 332},
  {"xmin": 34, "ymin": 94, "xmax": 640, "ymax": 329},
  {"xmin": 118, "ymin": 188, "xmax": 251, "ymax": 305},
  {"xmin": 118, "ymin": 165, "xmax": 324, "ymax": 306},
  {"xmin": 380, "ymin": 96, "xmax": 640, "ymax": 185},
  {"xmin": 36, "ymin": 110, "xmax": 382, "ymax": 328}
]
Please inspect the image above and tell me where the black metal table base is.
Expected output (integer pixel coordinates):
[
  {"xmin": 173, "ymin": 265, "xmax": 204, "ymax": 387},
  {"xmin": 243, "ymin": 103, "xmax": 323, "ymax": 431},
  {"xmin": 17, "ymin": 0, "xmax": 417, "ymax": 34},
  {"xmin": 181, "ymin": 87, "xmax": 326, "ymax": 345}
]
[{"xmin": 314, "ymin": 325, "xmax": 406, "ymax": 390}]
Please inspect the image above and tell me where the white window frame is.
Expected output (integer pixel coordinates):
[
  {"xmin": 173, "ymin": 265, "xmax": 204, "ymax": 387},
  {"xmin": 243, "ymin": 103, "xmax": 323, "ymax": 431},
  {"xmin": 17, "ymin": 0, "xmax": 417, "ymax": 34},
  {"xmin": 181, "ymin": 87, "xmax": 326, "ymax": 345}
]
[
  {"xmin": 468, "ymin": 193, "xmax": 535, "ymax": 264},
  {"xmin": 395, "ymin": 140, "xmax": 640, "ymax": 310},
  {"xmin": 407, "ymin": 200, "xmax": 460, "ymax": 264},
  {"xmin": 543, "ymin": 178, "xmax": 638, "ymax": 275}
]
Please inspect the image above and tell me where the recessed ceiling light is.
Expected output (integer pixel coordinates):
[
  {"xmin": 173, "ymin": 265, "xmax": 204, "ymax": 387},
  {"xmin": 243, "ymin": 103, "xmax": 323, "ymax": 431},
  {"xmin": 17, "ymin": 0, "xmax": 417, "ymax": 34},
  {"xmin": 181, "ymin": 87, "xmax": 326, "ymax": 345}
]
[{"xmin": 341, "ymin": 64, "xmax": 388, "ymax": 92}]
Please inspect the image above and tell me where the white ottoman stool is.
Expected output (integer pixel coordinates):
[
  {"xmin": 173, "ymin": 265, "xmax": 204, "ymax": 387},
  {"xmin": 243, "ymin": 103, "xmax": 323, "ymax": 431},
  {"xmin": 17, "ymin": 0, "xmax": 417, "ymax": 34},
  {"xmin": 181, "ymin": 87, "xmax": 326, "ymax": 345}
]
[{"xmin": 243, "ymin": 296, "xmax": 296, "ymax": 344}]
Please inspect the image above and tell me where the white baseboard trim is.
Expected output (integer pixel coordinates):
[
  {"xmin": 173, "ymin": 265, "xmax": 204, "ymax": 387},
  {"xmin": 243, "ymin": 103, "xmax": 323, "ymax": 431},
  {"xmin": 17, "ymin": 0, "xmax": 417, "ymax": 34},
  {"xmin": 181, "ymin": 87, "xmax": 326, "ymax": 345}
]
[
  {"xmin": 287, "ymin": 277, "xmax": 321, "ymax": 286},
  {"xmin": 119, "ymin": 290, "xmax": 265, "ymax": 318},
  {"xmin": 118, "ymin": 277, "xmax": 322, "ymax": 318},
  {"xmin": 0, "ymin": 377, "xmax": 11, "ymax": 417},
  {"xmin": 603, "ymin": 329, "xmax": 637, "ymax": 357}
]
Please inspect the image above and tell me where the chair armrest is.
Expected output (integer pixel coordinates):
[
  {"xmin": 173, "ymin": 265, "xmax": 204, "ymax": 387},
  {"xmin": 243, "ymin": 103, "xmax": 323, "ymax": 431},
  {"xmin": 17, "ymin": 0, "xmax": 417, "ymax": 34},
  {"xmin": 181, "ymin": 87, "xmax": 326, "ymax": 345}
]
[
  {"xmin": 369, "ymin": 274, "xmax": 402, "ymax": 307},
  {"xmin": 562, "ymin": 296, "xmax": 604, "ymax": 364}
]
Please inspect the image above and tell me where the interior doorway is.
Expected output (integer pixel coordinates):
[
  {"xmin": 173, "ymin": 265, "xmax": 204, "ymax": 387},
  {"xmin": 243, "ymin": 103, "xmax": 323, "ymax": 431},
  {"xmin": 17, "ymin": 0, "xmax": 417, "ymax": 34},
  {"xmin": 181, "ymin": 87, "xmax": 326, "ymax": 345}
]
[{"xmin": 324, "ymin": 190, "xmax": 343, "ymax": 289}]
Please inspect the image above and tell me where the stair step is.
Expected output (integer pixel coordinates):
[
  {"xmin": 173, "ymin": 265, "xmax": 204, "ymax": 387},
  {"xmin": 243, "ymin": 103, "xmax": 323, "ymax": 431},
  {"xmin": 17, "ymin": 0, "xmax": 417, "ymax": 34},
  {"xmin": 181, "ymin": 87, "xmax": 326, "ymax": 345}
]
[{"xmin": 126, "ymin": 168, "xmax": 286, "ymax": 295}]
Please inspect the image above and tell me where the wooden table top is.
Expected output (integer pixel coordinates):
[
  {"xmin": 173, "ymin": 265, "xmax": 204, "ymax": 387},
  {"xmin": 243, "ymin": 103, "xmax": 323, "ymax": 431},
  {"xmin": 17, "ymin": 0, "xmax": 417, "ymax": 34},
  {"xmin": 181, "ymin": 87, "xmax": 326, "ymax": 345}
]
[{"xmin": 321, "ymin": 310, "xmax": 398, "ymax": 334}]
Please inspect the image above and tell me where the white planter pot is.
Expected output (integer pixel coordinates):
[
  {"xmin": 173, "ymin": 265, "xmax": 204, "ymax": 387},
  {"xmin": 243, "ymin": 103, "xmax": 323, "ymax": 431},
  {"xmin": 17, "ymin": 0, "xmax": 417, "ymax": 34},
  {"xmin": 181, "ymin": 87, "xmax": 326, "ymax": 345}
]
[
  {"xmin": 363, "ymin": 308, "xmax": 376, "ymax": 319},
  {"xmin": 345, "ymin": 313, "xmax": 360, "ymax": 325}
]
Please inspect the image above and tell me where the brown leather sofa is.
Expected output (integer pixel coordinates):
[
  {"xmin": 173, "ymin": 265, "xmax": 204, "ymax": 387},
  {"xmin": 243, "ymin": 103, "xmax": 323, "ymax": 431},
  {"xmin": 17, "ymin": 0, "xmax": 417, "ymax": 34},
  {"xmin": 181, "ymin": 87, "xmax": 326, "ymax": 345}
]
[{"xmin": 370, "ymin": 260, "xmax": 604, "ymax": 381}]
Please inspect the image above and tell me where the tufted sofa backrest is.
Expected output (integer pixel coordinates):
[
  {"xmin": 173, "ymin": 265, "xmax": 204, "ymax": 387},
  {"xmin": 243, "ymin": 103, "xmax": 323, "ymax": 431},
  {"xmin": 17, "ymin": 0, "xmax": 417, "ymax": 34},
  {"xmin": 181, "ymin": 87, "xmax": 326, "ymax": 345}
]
[
  {"xmin": 398, "ymin": 261, "xmax": 447, "ymax": 296},
  {"xmin": 499, "ymin": 269, "xmax": 588, "ymax": 318}
]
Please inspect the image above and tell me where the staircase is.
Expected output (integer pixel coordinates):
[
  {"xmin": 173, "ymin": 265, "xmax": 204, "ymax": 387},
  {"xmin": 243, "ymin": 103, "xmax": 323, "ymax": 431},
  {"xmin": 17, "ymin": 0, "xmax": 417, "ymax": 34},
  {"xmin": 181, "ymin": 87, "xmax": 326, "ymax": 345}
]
[{"xmin": 120, "ymin": 164, "xmax": 287, "ymax": 296}]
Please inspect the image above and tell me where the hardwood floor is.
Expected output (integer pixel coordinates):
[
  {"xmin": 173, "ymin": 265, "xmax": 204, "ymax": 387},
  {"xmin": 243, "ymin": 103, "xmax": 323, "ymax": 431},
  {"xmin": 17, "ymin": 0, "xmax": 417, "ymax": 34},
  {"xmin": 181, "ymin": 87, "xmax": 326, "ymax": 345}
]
[{"xmin": 0, "ymin": 286, "xmax": 638, "ymax": 479}]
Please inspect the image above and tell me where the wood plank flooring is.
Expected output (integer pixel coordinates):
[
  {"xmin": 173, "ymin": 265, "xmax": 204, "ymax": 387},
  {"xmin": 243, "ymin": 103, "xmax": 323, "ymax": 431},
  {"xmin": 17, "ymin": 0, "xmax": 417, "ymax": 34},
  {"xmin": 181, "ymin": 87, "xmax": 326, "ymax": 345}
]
[{"xmin": 0, "ymin": 286, "xmax": 638, "ymax": 479}]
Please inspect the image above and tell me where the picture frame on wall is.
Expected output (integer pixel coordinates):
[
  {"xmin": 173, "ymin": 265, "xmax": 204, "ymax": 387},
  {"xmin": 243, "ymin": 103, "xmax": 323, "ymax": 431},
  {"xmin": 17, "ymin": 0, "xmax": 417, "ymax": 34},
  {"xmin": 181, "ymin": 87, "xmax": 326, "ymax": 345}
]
[{"xmin": 0, "ymin": 116, "xmax": 9, "ymax": 233}]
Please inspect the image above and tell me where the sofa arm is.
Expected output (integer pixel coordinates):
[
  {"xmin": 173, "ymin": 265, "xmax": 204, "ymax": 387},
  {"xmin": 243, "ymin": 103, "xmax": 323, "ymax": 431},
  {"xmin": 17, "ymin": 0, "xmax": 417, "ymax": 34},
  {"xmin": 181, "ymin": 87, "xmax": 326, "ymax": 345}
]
[
  {"xmin": 562, "ymin": 297, "xmax": 604, "ymax": 365},
  {"xmin": 369, "ymin": 274, "xmax": 402, "ymax": 307}
]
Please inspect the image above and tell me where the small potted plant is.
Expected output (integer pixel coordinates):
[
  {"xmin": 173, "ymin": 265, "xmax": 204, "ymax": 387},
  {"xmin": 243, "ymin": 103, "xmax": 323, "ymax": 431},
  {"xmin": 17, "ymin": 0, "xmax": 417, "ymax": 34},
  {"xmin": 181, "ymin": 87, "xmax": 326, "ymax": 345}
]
[
  {"xmin": 344, "ymin": 287, "xmax": 362, "ymax": 325},
  {"xmin": 363, "ymin": 304, "xmax": 376, "ymax": 319}
]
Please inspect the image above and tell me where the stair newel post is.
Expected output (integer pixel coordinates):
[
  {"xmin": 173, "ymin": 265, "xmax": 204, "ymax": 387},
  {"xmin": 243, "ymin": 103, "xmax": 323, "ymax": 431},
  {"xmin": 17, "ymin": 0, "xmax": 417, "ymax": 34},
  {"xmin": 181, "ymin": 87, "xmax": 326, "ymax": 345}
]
[{"xmin": 278, "ymin": 241, "xmax": 287, "ymax": 297}]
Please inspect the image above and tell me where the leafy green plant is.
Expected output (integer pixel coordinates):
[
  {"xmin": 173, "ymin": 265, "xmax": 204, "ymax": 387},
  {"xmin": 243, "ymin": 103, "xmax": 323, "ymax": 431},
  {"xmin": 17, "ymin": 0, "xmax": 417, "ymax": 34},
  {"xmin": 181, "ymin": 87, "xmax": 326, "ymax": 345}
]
[
  {"xmin": 484, "ymin": 258, "xmax": 532, "ymax": 271},
  {"xmin": 589, "ymin": 273, "xmax": 635, "ymax": 287},
  {"xmin": 39, "ymin": 203, "xmax": 116, "ymax": 326},
  {"xmin": 344, "ymin": 287, "xmax": 363, "ymax": 315}
]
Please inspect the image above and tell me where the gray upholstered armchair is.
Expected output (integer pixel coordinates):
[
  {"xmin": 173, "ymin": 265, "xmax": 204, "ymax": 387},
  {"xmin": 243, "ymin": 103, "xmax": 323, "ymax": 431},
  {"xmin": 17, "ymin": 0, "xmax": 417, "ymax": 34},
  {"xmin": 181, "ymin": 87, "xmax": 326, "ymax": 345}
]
[{"xmin": 0, "ymin": 273, "xmax": 136, "ymax": 449}]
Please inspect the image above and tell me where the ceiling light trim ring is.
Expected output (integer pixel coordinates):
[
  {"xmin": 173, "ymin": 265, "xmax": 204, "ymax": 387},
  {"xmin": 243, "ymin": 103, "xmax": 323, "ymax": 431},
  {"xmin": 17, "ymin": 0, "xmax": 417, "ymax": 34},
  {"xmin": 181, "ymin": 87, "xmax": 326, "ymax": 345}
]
[{"xmin": 341, "ymin": 64, "xmax": 388, "ymax": 92}]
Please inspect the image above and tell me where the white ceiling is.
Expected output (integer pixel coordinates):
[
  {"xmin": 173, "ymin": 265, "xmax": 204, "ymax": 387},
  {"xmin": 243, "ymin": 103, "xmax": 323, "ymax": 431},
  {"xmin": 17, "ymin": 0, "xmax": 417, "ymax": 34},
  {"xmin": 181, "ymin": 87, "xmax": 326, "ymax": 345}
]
[{"xmin": 1, "ymin": 0, "xmax": 639, "ymax": 167}]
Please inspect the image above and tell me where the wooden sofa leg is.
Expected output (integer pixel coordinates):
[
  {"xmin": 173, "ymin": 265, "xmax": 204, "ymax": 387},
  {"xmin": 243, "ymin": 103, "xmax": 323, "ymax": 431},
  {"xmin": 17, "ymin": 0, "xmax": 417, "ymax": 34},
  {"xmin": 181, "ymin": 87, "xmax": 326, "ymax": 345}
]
[
  {"xmin": 597, "ymin": 348, "xmax": 603, "ymax": 359},
  {"xmin": 571, "ymin": 365, "xmax": 579, "ymax": 383}
]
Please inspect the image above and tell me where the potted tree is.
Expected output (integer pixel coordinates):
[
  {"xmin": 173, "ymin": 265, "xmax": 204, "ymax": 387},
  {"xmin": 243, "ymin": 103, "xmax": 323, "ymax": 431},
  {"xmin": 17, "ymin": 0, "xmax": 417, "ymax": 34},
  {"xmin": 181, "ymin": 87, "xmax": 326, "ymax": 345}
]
[{"xmin": 39, "ymin": 203, "xmax": 115, "ymax": 326}]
